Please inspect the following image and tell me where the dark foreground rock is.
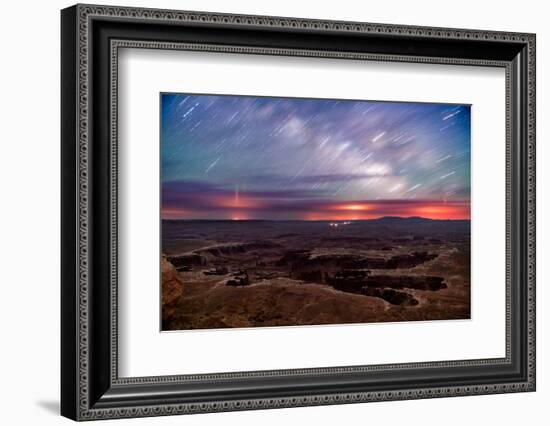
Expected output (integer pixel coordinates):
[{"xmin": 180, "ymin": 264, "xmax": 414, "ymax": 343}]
[
  {"xmin": 167, "ymin": 253, "xmax": 205, "ymax": 268},
  {"xmin": 366, "ymin": 275, "xmax": 447, "ymax": 291},
  {"xmin": 203, "ymin": 266, "xmax": 228, "ymax": 275},
  {"xmin": 328, "ymin": 269, "xmax": 370, "ymax": 293},
  {"xmin": 226, "ymin": 270, "xmax": 250, "ymax": 286},
  {"xmin": 295, "ymin": 262, "xmax": 446, "ymax": 294},
  {"xmin": 363, "ymin": 288, "xmax": 419, "ymax": 306}
]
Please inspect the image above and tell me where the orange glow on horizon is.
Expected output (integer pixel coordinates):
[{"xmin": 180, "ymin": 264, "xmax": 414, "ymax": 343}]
[
  {"xmin": 338, "ymin": 203, "xmax": 372, "ymax": 211},
  {"xmin": 162, "ymin": 199, "xmax": 470, "ymax": 221},
  {"xmin": 210, "ymin": 194, "xmax": 265, "ymax": 209},
  {"xmin": 231, "ymin": 211, "xmax": 250, "ymax": 220},
  {"xmin": 408, "ymin": 204, "xmax": 469, "ymax": 220}
]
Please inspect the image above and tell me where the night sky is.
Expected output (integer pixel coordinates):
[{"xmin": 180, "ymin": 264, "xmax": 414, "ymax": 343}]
[{"xmin": 161, "ymin": 93, "xmax": 471, "ymax": 220}]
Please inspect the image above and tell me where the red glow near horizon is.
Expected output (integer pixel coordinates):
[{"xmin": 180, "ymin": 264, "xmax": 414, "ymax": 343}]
[{"xmin": 162, "ymin": 198, "xmax": 470, "ymax": 221}]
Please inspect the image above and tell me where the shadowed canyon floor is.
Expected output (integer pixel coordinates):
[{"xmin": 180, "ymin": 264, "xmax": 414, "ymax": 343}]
[{"xmin": 161, "ymin": 218, "xmax": 470, "ymax": 330}]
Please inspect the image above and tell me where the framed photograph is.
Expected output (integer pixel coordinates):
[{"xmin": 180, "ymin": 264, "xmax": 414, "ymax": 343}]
[{"xmin": 61, "ymin": 4, "xmax": 536, "ymax": 421}]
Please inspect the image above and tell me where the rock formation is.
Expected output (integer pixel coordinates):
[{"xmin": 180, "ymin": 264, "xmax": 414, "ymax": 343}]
[
  {"xmin": 280, "ymin": 250, "xmax": 438, "ymax": 273},
  {"xmin": 195, "ymin": 241, "xmax": 280, "ymax": 257},
  {"xmin": 366, "ymin": 275, "xmax": 446, "ymax": 291},
  {"xmin": 167, "ymin": 253, "xmax": 205, "ymax": 268},
  {"xmin": 161, "ymin": 256, "xmax": 183, "ymax": 326},
  {"xmin": 203, "ymin": 266, "xmax": 228, "ymax": 275},
  {"xmin": 363, "ymin": 287, "xmax": 419, "ymax": 306},
  {"xmin": 226, "ymin": 270, "xmax": 250, "ymax": 286}
]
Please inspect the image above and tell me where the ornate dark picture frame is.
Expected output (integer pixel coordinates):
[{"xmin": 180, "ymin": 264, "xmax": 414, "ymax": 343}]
[{"xmin": 61, "ymin": 4, "xmax": 536, "ymax": 421}]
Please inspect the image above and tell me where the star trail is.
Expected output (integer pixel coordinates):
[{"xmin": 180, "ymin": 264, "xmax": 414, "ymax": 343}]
[{"xmin": 161, "ymin": 93, "xmax": 471, "ymax": 220}]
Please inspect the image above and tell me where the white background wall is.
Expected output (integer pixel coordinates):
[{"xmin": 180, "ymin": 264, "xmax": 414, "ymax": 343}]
[{"xmin": 0, "ymin": 0, "xmax": 547, "ymax": 424}]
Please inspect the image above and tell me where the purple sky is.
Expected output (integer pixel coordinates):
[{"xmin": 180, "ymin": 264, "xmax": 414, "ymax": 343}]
[{"xmin": 161, "ymin": 93, "xmax": 471, "ymax": 220}]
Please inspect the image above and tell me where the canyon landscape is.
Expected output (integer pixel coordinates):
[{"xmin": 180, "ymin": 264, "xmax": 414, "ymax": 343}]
[
  {"xmin": 161, "ymin": 217, "xmax": 470, "ymax": 330},
  {"xmin": 160, "ymin": 93, "xmax": 471, "ymax": 330}
]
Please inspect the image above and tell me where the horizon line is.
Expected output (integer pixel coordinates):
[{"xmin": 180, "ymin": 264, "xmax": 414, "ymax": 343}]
[{"xmin": 162, "ymin": 216, "xmax": 471, "ymax": 222}]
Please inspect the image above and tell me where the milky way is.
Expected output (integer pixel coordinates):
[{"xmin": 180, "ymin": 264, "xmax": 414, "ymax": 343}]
[{"xmin": 161, "ymin": 93, "xmax": 470, "ymax": 220}]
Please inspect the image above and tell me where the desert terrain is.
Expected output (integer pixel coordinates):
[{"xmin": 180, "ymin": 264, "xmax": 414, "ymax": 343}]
[{"xmin": 161, "ymin": 217, "xmax": 470, "ymax": 330}]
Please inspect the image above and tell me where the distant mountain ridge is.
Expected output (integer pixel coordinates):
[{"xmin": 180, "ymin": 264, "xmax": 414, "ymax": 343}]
[{"xmin": 372, "ymin": 216, "xmax": 469, "ymax": 223}]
